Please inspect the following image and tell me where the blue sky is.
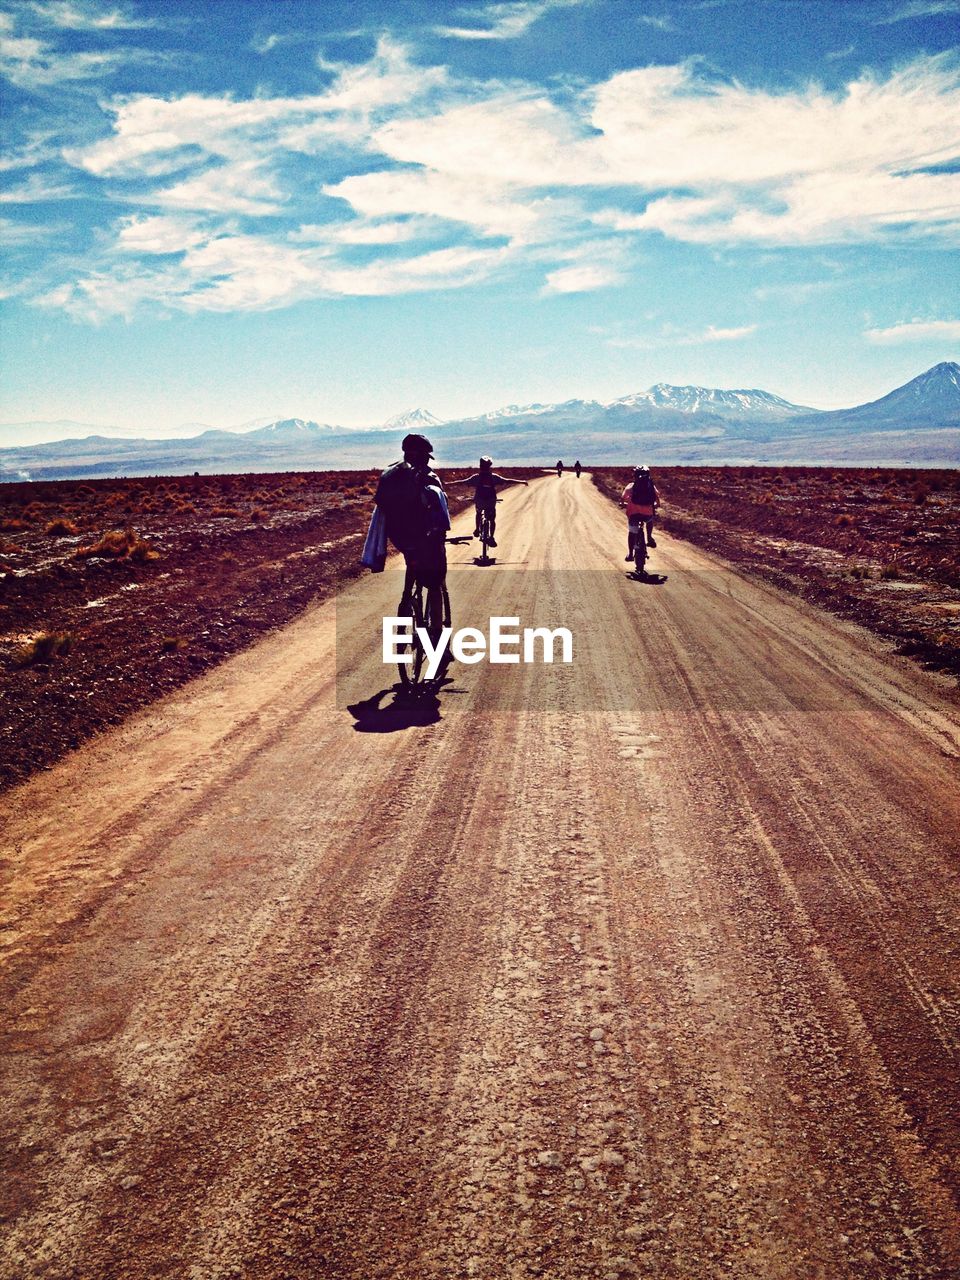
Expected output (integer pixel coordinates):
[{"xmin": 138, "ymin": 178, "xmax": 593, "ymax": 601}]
[{"xmin": 1, "ymin": 0, "xmax": 959, "ymax": 440}]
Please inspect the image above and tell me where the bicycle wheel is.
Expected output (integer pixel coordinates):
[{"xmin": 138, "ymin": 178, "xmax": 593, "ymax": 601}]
[
  {"xmin": 397, "ymin": 584, "xmax": 427, "ymax": 687},
  {"xmin": 633, "ymin": 534, "xmax": 647, "ymax": 575},
  {"xmin": 480, "ymin": 510, "xmax": 490, "ymax": 560},
  {"xmin": 424, "ymin": 583, "xmax": 446, "ymax": 646}
]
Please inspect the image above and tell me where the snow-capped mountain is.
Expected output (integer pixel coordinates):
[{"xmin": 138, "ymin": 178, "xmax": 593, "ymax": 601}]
[
  {"xmin": 2, "ymin": 364, "xmax": 957, "ymax": 478},
  {"xmin": 473, "ymin": 403, "xmax": 557, "ymax": 420},
  {"xmin": 381, "ymin": 408, "xmax": 443, "ymax": 430},
  {"xmin": 608, "ymin": 384, "xmax": 815, "ymax": 420},
  {"xmin": 801, "ymin": 360, "xmax": 960, "ymax": 430},
  {"xmin": 465, "ymin": 386, "xmax": 812, "ymax": 424},
  {"xmin": 245, "ymin": 418, "xmax": 334, "ymax": 441}
]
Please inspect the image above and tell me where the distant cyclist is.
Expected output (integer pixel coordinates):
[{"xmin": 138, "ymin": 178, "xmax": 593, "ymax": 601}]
[
  {"xmin": 374, "ymin": 433, "xmax": 449, "ymax": 587},
  {"xmin": 620, "ymin": 465, "xmax": 661, "ymax": 562},
  {"xmin": 574, "ymin": 460, "xmax": 582, "ymax": 478},
  {"xmin": 449, "ymin": 456, "xmax": 528, "ymax": 549},
  {"xmin": 556, "ymin": 459, "xmax": 564, "ymax": 477}
]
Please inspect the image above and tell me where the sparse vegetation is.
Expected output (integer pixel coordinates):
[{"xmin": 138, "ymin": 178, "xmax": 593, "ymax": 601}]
[
  {"xmin": 75, "ymin": 527, "xmax": 159, "ymax": 561},
  {"xmin": 13, "ymin": 630, "xmax": 74, "ymax": 667},
  {"xmin": 45, "ymin": 517, "xmax": 79, "ymax": 535}
]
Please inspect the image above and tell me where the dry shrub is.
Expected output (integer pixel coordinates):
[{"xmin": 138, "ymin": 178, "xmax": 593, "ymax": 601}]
[
  {"xmin": 880, "ymin": 562, "xmax": 901, "ymax": 581},
  {"xmin": 75, "ymin": 527, "xmax": 159, "ymax": 561},
  {"xmin": 834, "ymin": 514, "xmax": 853, "ymax": 527},
  {"xmin": 161, "ymin": 635, "xmax": 188, "ymax": 653},
  {"xmin": 912, "ymin": 483, "xmax": 930, "ymax": 505},
  {"xmin": 212, "ymin": 506, "xmax": 241, "ymax": 518},
  {"xmin": 13, "ymin": 630, "xmax": 74, "ymax": 667},
  {"xmin": 0, "ymin": 517, "xmax": 28, "ymax": 532},
  {"xmin": 250, "ymin": 508, "xmax": 268, "ymax": 522},
  {"xmin": 45, "ymin": 517, "xmax": 79, "ymax": 536}
]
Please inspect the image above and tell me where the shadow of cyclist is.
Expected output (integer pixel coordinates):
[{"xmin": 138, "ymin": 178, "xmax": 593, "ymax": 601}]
[
  {"xmin": 347, "ymin": 685, "xmax": 442, "ymax": 732},
  {"xmin": 347, "ymin": 655, "xmax": 457, "ymax": 733}
]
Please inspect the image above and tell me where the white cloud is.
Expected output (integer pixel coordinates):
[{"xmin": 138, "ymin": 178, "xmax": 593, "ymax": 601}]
[
  {"xmin": 435, "ymin": 0, "xmax": 579, "ymax": 41},
  {"xmin": 0, "ymin": 173, "xmax": 75, "ymax": 201},
  {"xmin": 324, "ymin": 169, "xmax": 542, "ymax": 239},
  {"xmin": 38, "ymin": 230, "xmax": 512, "ymax": 321},
  {"xmin": 116, "ymin": 213, "xmax": 209, "ymax": 254},
  {"xmin": 152, "ymin": 160, "xmax": 283, "ymax": 216},
  {"xmin": 252, "ymin": 33, "xmax": 282, "ymax": 54},
  {"xmin": 23, "ymin": 39, "xmax": 960, "ymax": 319},
  {"xmin": 68, "ymin": 38, "xmax": 448, "ymax": 178},
  {"xmin": 865, "ymin": 318, "xmax": 960, "ymax": 342},
  {"xmin": 637, "ymin": 15, "xmax": 676, "ymax": 31},
  {"xmin": 27, "ymin": 2, "xmax": 162, "ymax": 29},
  {"xmin": 607, "ymin": 323, "xmax": 757, "ymax": 348},
  {"xmin": 875, "ymin": 1, "xmax": 960, "ymax": 24},
  {"xmin": 289, "ymin": 218, "xmax": 430, "ymax": 245},
  {"xmin": 542, "ymin": 262, "xmax": 623, "ymax": 292},
  {"xmin": 365, "ymin": 54, "xmax": 960, "ymax": 247},
  {"xmin": 0, "ymin": 27, "xmax": 124, "ymax": 85},
  {"xmin": 0, "ymin": 214, "xmax": 65, "ymax": 243},
  {"xmin": 697, "ymin": 323, "xmax": 757, "ymax": 343}
]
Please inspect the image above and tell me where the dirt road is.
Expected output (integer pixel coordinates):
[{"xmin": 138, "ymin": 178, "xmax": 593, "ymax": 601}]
[{"xmin": 2, "ymin": 475, "xmax": 959, "ymax": 1280}]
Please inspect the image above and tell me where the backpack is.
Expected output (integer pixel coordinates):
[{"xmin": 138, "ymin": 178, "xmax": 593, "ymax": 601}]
[{"xmin": 631, "ymin": 475, "xmax": 655, "ymax": 505}]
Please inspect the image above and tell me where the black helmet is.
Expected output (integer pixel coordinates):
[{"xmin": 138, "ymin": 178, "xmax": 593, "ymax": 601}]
[
  {"xmin": 479, "ymin": 455, "xmax": 492, "ymax": 467},
  {"xmin": 402, "ymin": 432, "xmax": 434, "ymax": 457}
]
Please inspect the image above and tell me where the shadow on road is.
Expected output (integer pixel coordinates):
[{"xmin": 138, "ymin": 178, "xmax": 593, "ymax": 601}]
[
  {"xmin": 347, "ymin": 660, "xmax": 457, "ymax": 733},
  {"xmin": 627, "ymin": 571, "xmax": 668, "ymax": 585}
]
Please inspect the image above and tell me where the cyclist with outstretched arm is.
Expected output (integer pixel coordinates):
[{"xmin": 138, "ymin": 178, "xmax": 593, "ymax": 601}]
[{"xmin": 448, "ymin": 456, "xmax": 528, "ymax": 549}]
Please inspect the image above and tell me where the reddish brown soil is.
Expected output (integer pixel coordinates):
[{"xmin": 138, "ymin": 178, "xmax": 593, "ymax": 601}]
[
  {"xmin": 0, "ymin": 468, "xmax": 540, "ymax": 790},
  {"xmin": 593, "ymin": 466, "xmax": 960, "ymax": 678}
]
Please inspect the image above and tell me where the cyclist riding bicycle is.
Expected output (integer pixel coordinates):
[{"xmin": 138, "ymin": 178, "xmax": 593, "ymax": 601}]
[
  {"xmin": 449, "ymin": 456, "xmax": 528, "ymax": 549},
  {"xmin": 374, "ymin": 432, "xmax": 450, "ymax": 588},
  {"xmin": 620, "ymin": 465, "xmax": 661, "ymax": 562}
]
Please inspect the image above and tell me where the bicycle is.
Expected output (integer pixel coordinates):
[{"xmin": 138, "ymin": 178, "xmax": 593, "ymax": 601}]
[
  {"xmin": 476, "ymin": 502, "xmax": 498, "ymax": 563},
  {"xmin": 625, "ymin": 516, "xmax": 649, "ymax": 577},
  {"xmin": 396, "ymin": 560, "xmax": 451, "ymax": 690}
]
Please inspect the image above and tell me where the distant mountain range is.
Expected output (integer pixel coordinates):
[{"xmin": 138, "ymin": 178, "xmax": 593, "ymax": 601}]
[{"xmin": 2, "ymin": 363, "xmax": 957, "ymax": 480}]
